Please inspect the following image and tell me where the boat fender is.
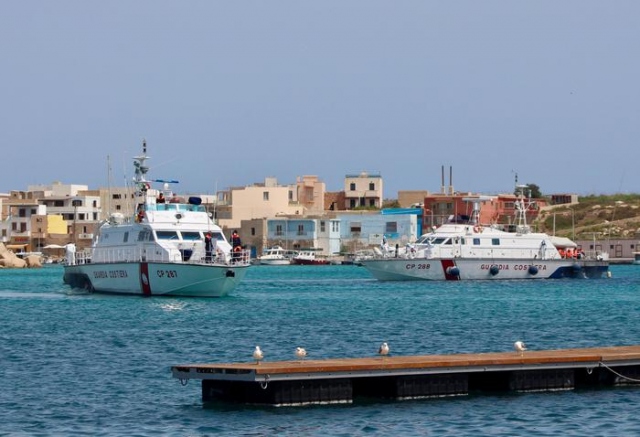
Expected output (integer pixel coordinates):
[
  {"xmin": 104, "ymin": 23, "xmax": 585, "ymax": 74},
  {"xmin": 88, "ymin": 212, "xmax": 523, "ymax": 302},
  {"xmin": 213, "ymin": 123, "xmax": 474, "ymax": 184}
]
[
  {"xmin": 528, "ymin": 265, "xmax": 538, "ymax": 275},
  {"xmin": 446, "ymin": 266, "xmax": 460, "ymax": 276},
  {"xmin": 489, "ymin": 265, "xmax": 499, "ymax": 276},
  {"xmin": 225, "ymin": 270, "xmax": 235, "ymax": 278}
]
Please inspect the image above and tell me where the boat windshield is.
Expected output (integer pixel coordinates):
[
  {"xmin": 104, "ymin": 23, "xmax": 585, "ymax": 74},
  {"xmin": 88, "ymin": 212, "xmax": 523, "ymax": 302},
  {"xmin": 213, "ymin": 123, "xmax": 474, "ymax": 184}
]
[
  {"xmin": 181, "ymin": 231, "xmax": 202, "ymax": 241},
  {"xmin": 156, "ymin": 231, "xmax": 179, "ymax": 240}
]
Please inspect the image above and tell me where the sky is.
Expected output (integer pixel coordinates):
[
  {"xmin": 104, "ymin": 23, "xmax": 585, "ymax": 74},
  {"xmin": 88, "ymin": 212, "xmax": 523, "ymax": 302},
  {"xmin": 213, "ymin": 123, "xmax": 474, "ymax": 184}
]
[{"xmin": 2, "ymin": 1, "xmax": 639, "ymax": 198}]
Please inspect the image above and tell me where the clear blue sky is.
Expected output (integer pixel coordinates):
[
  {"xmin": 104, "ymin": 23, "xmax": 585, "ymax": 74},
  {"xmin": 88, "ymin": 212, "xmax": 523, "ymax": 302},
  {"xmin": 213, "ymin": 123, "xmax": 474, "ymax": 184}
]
[{"xmin": 2, "ymin": 1, "xmax": 639, "ymax": 198}]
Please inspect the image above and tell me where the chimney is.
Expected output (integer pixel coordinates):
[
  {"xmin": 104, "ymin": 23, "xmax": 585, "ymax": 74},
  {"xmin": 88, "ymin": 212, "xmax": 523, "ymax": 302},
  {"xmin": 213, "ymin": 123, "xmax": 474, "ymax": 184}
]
[
  {"xmin": 449, "ymin": 166, "xmax": 454, "ymax": 195},
  {"xmin": 441, "ymin": 165, "xmax": 445, "ymax": 194}
]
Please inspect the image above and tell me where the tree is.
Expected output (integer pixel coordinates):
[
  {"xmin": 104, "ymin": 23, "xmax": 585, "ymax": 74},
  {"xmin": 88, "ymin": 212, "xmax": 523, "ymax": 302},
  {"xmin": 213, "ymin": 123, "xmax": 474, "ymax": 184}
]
[{"xmin": 515, "ymin": 183, "xmax": 542, "ymax": 198}]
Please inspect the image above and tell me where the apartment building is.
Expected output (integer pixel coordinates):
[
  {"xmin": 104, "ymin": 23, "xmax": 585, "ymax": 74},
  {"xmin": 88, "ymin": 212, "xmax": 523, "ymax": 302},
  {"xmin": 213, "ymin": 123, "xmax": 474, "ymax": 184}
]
[{"xmin": 343, "ymin": 172, "xmax": 383, "ymax": 209}]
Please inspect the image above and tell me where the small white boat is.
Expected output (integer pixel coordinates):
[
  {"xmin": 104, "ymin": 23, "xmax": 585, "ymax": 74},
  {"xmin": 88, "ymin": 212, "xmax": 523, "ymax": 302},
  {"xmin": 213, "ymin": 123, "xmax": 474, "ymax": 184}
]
[
  {"xmin": 258, "ymin": 246, "xmax": 296, "ymax": 265},
  {"xmin": 359, "ymin": 189, "xmax": 609, "ymax": 281},
  {"xmin": 63, "ymin": 140, "xmax": 251, "ymax": 297}
]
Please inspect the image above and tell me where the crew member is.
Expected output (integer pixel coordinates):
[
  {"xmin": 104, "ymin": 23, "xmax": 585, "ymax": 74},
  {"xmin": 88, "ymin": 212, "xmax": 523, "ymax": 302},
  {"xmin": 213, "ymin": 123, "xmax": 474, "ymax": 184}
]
[
  {"xmin": 231, "ymin": 230, "xmax": 242, "ymax": 262},
  {"xmin": 204, "ymin": 232, "xmax": 215, "ymax": 262}
]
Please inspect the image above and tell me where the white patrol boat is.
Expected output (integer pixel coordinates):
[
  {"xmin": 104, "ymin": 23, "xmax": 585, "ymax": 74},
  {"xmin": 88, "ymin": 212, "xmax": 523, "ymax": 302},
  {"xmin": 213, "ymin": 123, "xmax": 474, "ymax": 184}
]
[
  {"xmin": 359, "ymin": 190, "xmax": 610, "ymax": 281},
  {"xmin": 63, "ymin": 141, "xmax": 251, "ymax": 297}
]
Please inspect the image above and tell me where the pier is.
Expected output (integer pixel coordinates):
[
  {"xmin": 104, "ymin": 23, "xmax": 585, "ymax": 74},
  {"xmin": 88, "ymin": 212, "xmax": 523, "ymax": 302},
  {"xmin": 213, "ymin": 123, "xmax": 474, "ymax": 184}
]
[{"xmin": 171, "ymin": 345, "xmax": 640, "ymax": 406}]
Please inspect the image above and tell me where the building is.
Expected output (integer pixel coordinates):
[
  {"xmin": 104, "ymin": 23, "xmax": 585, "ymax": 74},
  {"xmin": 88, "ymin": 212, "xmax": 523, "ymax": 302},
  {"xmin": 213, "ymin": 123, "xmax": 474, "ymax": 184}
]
[
  {"xmin": 216, "ymin": 176, "xmax": 324, "ymax": 231},
  {"xmin": 1, "ymin": 183, "xmax": 102, "ymax": 251},
  {"xmin": 337, "ymin": 209, "xmax": 419, "ymax": 253},
  {"xmin": 343, "ymin": 172, "xmax": 383, "ymax": 209}
]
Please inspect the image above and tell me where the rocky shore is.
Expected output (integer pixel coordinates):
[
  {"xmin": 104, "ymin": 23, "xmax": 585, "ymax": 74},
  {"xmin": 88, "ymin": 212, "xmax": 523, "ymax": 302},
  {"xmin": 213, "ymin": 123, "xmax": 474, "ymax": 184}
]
[{"xmin": 0, "ymin": 243, "xmax": 42, "ymax": 268}]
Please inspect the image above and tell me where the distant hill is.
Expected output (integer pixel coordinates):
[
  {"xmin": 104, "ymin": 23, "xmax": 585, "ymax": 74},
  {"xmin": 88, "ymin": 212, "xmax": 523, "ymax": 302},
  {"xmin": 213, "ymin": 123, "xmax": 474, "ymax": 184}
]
[{"xmin": 534, "ymin": 194, "xmax": 640, "ymax": 240}]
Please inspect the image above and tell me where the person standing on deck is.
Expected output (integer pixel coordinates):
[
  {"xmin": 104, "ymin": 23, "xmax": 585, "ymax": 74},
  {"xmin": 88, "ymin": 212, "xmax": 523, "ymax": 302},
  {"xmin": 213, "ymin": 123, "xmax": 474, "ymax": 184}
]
[
  {"xmin": 231, "ymin": 230, "xmax": 242, "ymax": 262},
  {"xmin": 204, "ymin": 232, "xmax": 215, "ymax": 263}
]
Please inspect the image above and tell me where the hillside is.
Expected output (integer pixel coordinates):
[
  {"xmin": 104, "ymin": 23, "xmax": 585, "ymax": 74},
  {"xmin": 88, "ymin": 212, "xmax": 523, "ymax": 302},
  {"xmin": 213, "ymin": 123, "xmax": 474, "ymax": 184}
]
[{"xmin": 534, "ymin": 194, "xmax": 640, "ymax": 240}]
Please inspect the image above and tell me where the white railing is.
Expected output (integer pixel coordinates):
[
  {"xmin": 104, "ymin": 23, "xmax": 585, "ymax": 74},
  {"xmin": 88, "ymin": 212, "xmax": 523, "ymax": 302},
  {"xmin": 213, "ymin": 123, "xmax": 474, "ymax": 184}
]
[{"xmin": 72, "ymin": 247, "xmax": 251, "ymax": 267}]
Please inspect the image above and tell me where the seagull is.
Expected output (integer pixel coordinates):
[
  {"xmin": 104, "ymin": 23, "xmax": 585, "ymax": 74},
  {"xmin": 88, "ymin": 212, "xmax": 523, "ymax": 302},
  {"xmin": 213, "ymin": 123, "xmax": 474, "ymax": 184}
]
[
  {"xmin": 378, "ymin": 342, "xmax": 390, "ymax": 359},
  {"xmin": 514, "ymin": 341, "xmax": 527, "ymax": 356},
  {"xmin": 253, "ymin": 345, "xmax": 264, "ymax": 364},
  {"xmin": 295, "ymin": 347, "xmax": 307, "ymax": 361}
]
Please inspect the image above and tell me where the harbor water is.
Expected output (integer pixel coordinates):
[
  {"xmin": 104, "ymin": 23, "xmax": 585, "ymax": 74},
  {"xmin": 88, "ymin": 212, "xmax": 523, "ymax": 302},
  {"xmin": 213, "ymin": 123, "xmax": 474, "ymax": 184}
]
[{"xmin": 1, "ymin": 264, "xmax": 640, "ymax": 436}]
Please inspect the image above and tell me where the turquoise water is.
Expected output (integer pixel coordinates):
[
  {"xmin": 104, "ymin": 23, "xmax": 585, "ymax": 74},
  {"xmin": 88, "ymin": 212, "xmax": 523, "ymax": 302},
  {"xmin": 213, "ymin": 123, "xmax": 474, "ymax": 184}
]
[{"xmin": 1, "ymin": 264, "xmax": 640, "ymax": 436}]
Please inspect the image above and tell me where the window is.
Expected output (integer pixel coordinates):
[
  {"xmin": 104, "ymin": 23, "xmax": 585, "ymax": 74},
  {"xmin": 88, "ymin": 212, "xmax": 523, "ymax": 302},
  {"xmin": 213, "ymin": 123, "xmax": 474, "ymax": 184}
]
[
  {"xmin": 251, "ymin": 227, "xmax": 256, "ymax": 236},
  {"xmin": 288, "ymin": 190, "xmax": 293, "ymax": 201},
  {"xmin": 276, "ymin": 225, "xmax": 283, "ymax": 236},
  {"xmin": 54, "ymin": 200, "xmax": 64, "ymax": 207},
  {"xmin": 156, "ymin": 231, "xmax": 179, "ymax": 240},
  {"xmin": 369, "ymin": 182, "xmax": 375, "ymax": 190},
  {"xmin": 332, "ymin": 222, "xmax": 339, "ymax": 232},
  {"xmin": 350, "ymin": 222, "xmax": 361, "ymax": 233},
  {"xmin": 123, "ymin": 232, "xmax": 129, "ymax": 243},
  {"xmin": 93, "ymin": 200, "xmax": 98, "ymax": 207},
  {"xmin": 369, "ymin": 199, "xmax": 376, "ymax": 207},
  {"xmin": 349, "ymin": 199, "xmax": 356, "ymax": 208},
  {"xmin": 297, "ymin": 224, "xmax": 304, "ymax": 235},
  {"xmin": 492, "ymin": 238, "xmax": 500, "ymax": 246},
  {"xmin": 18, "ymin": 209, "xmax": 26, "ymax": 217},
  {"xmin": 385, "ymin": 222, "xmax": 397, "ymax": 233},
  {"xmin": 181, "ymin": 231, "xmax": 201, "ymax": 241},
  {"xmin": 116, "ymin": 205, "xmax": 121, "ymax": 211},
  {"xmin": 263, "ymin": 191, "xmax": 269, "ymax": 201},
  {"xmin": 112, "ymin": 194, "xmax": 122, "ymax": 200},
  {"xmin": 320, "ymin": 221, "xmax": 325, "ymax": 232},
  {"xmin": 473, "ymin": 238, "xmax": 481, "ymax": 245},
  {"xmin": 350, "ymin": 183, "xmax": 356, "ymax": 191}
]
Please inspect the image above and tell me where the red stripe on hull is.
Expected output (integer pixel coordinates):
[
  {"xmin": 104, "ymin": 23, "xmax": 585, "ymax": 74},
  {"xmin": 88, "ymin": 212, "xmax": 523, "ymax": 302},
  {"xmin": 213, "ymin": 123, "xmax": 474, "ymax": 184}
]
[
  {"xmin": 440, "ymin": 259, "xmax": 460, "ymax": 281},
  {"xmin": 140, "ymin": 263, "xmax": 152, "ymax": 295}
]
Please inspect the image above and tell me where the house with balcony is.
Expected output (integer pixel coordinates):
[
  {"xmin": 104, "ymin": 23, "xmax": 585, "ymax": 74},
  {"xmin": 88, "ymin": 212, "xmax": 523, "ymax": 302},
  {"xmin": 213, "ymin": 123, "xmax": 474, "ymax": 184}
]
[
  {"xmin": 2, "ymin": 183, "xmax": 102, "ymax": 251},
  {"xmin": 216, "ymin": 176, "xmax": 325, "ymax": 231},
  {"xmin": 343, "ymin": 172, "xmax": 383, "ymax": 210}
]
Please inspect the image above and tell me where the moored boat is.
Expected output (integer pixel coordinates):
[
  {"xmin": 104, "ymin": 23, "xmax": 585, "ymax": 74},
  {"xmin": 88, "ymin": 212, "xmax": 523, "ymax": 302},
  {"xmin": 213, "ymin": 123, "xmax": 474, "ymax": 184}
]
[
  {"xmin": 633, "ymin": 252, "xmax": 640, "ymax": 265},
  {"xmin": 291, "ymin": 249, "xmax": 331, "ymax": 265},
  {"xmin": 359, "ymin": 190, "xmax": 610, "ymax": 281},
  {"xmin": 63, "ymin": 140, "xmax": 251, "ymax": 297},
  {"xmin": 258, "ymin": 246, "xmax": 296, "ymax": 265}
]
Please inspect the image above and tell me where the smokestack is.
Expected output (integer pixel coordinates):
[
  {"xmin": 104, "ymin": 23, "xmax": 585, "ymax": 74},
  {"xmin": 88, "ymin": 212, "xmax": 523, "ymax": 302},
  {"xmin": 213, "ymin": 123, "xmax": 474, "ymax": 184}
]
[
  {"xmin": 449, "ymin": 166, "xmax": 454, "ymax": 195},
  {"xmin": 441, "ymin": 165, "xmax": 445, "ymax": 194}
]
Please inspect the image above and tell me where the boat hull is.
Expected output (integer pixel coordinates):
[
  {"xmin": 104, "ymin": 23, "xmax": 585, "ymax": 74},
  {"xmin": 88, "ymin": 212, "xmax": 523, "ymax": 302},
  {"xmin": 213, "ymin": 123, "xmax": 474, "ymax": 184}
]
[
  {"xmin": 359, "ymin": 258, "xmax": 609, "ymax": 281},
  {"xmin": 258, "ymin": 259, "xmax": 292, "ymax": 266},
  {"xmin": 63, "ymin": 261, "xmax": 249, "ymax": 297},
  {"xmin": 291, "ymin": 259, "xmax": 330, "ymax": 265}
]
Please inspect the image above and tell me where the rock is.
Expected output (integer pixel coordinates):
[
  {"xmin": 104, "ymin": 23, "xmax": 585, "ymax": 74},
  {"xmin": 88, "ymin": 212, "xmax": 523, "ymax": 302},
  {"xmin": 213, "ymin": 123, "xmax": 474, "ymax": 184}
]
[{"xmin": 25, "ymin": 254, "xmax": 43, "ymax": 268}]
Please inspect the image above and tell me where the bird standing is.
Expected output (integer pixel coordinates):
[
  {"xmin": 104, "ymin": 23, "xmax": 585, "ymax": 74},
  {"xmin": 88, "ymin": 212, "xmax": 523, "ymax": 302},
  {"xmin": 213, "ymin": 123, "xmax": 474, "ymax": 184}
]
[
  {"xmin": 378, "ymin": 342, "xmax": 390, "ymax": 359},
  {"xmin": 295, "ymin": 347, "xmax": 307, "ymax": 361},
  {"xmin": 253, "ymin": 345, "xmax": 264, "ymax": 364},
  {"xmin": 514, "ymin": 341, "xmax": 526, "ymax": 357}
]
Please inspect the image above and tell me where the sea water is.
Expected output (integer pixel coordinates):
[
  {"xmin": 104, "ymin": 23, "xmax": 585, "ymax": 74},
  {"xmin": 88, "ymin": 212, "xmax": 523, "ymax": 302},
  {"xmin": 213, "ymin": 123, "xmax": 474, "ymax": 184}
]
[{"xmin": 1, "ymin": 264, "xmax": 640, "ymax": 436}]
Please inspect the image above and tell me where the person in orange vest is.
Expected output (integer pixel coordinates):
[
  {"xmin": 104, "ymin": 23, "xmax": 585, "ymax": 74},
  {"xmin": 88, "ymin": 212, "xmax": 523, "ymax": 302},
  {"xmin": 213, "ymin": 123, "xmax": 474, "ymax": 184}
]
[{"xmin": 231, "ymin": 230, "xmax": 242, "ymax": 262}]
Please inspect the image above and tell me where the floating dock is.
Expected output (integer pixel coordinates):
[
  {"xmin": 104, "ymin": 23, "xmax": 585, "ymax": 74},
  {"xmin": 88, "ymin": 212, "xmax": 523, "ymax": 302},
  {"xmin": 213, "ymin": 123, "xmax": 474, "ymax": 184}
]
[{"xmin": 171, "ymin": 345, "xmax": 640, "ymax": 406}]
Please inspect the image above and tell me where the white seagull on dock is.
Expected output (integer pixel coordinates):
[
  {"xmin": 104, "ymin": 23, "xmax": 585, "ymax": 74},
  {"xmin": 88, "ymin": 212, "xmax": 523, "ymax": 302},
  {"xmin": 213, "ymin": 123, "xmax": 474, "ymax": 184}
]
[
  {"xmin": 295, "ymin": 347, "xmax": 307, "ymax": 361},
  {"xmin": 514, "ymin": 341, "xmax": 527, "ymax": 356},
  {"xmin": 378, "ymin": 342, "xmax": 390, "ymax": 359},
  {"xmin": 253, "ymin": 345, "xmax": 264, "ymax": 364}
]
